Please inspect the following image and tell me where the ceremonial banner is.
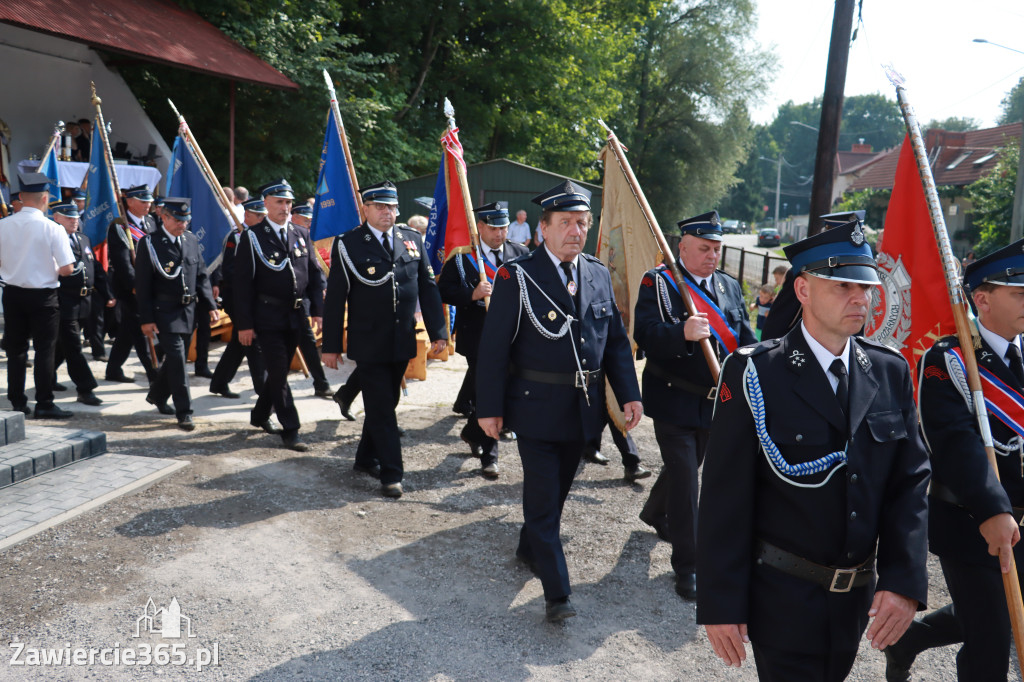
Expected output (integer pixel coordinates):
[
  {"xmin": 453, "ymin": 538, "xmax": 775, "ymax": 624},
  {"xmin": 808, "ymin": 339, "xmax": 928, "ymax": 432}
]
[
  {"xmin": 37, "ymin": 143, "xmax": 61, "ymax": 208},
  {"xmin": 597, "ymin": 144, "xmax": 663, "ymax": 346},
  {"xmin": 166, "ymin": 136, "xmax": 233, "ymax": 270},
  {"xmin": 424, "ymin": 127, "xmax": 473, "ymax": 275},
  {"xmin": 310, "ymin": 107, "xmax": 361, "ymax": 244},
  {"xmin": 866, "ymin": 136, "xmax": 956, "ymax": 373},
  {"xmin": 81, "ymin": 126, "xmax": 119, "ymax": 268}
]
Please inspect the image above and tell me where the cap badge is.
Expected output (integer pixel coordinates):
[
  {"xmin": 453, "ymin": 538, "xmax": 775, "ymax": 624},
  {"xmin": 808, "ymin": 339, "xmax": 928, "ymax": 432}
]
[
  {"xmin": 850, "ymin": 223, "xmax": 865, "ymax": 246},
  {"xmin": 788, "ymin": 349, "xmax": 806, "ymax": 367},
  {"xmin": 710, "ymin": 214, "xmax": 720, "ymax": 227},
  {"xmin": 563, "ymin": 180, "xmax": 574, "ymax": 195}
]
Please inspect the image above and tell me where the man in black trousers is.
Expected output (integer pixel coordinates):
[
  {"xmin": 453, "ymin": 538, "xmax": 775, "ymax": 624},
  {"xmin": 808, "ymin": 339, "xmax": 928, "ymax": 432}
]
[
  {"xmin": 438, "ymin": 201, "xmax": 527, "ymax": 478},
  {"xmin": 0, "ymin": 173, "xmax": 76, "ymax": 417},
  {"xmin": 234, "ymin": 179, "xmax": 325, "ymax": 451},
  {"xmin": 136, "ymin": 198, "xmax": 218, "ymax": 430},
  {"xmin": 289, "ymin": 203, "xmax": 332, "ymax": 398},
  {"xmin": 322, "ymin": 181, "xmax": 448, "ymax": 498}
]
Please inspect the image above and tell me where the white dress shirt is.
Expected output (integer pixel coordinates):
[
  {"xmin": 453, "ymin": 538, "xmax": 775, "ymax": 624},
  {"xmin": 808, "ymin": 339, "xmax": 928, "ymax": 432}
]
[
  {"xmin": 367, "ymin": 224, "xmax": 394, "ymax": 254},
  {"xmin": 0, "ymin": 207, "xmax": 75, "ymax": 288},
  {"xmin": 544, "ymin": 246, "xmax": 579, "ymax": 286},
  {"xmin": 801, "ymin": 321, "xmax": 851, "ymax": 394},
  {"xmin": 977, "ymin": 319, "xmax": 1022, "ymax": 371}
]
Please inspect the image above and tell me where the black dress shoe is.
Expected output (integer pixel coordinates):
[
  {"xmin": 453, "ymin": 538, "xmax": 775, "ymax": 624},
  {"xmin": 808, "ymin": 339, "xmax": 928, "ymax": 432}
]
[
  {"xmin": 381, "ymin": 482, "xmax": 403, "ymax": 498},
  {"xmin": 53, "ymin": 382, "xmax": 69, "ymax": 392},
  {"xmin": 883, "ymin": 636, "xmax": 915, "ymax": 682},
  {"xmin": 209, "ymin": 385, "xmax": 240, "ymax": 399},
  {"xmin": 146, "ymin": 396, "xmax": 175, "ymax": 415},
  {"xmin": 481, "ymin": 462, "xmax": 499, "ymax": 479},
  {"xmin": 10, "ymin": 404, "xmax": 31, "ymax": 415},
  {"xmin": 314, "ymin": 385, "xmax": 334, "ymax": 398},
  {"xmin": 333, "ymin": 391, "xmax": 356, "ymax": 421},
  {"xmin": 251, "ymin": 418, "xmax": 281, "ymax": 434},
  {"xmin": 92, "ymin": 352, "xmax": 108, "ymax": 361},
  {"xmin": 353, "ymin": 462, "xmax": 381, "ymax": 478},
  {"xmin": 177, "ymin": 415, "xmax": 195, "ymax": 431},
  {"xmin": 624, "ymin": 465, "xmax": 652, "ymax": 481},
  {"xmin": 76, "ymin": 391, "xmax": 103, "ymax": 406},
  {"xmin": 460, "ymin": 433, "xmax": 483, "ymax": 457},
  {"xmin": 281, "ymin": 433, "xmax": 310, "ymax": 452},
  {"xmin": 675, "ymin": 573, "xmax": 697, "ymax": 601},
  {"xmin": 105, "ymin": 372, "xmax": 135, "ymax": 383},
  {"xmin": 545, "ymin": 598, "xmax": 576, "ymax": 622},
  {"xmin": 500, "ymin": 427, "xmax": 517, "ymax": 440},
  {"xmin": 34, "ymin": 405, "xmax": 73, "ymax": 419},
  {"xmin": 194, "ymin": 366, "xmax": 214, "ymax": 379},
  {"xmin": 584, "ymin": 450, "xmax": 610, "ymax": 465}
]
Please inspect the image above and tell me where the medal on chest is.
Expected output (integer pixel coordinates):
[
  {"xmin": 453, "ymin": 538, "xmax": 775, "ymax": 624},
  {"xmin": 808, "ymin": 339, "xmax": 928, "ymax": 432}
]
[
  {"xmin": 164, "ymin": 260, "xmax": 175, "ymax": 274},
  {"xmin": 403, "ymin": 240, "xmax": 419, "ymax": 258}
]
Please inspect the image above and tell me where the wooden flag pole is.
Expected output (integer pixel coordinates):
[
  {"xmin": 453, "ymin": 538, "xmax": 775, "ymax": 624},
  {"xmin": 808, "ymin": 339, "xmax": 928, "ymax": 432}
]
[
  {"xmin": 322, "ymin": 70, "xmax": 364, "ymax": 224},
  {"xmin": 39, "ymin": 121, "xmax": 64, "ymax": 169},
  {"xmin": 167, "ymin": 100, "xmax": 244, "ymax": 233},
  {"xmin": 597, "ymin": 119, "xmax": 720, "ymax": 381},
  {"xmin": 90, "ymin": 83, "xmax": 131, "ymax": 259},
  {"xmin": 443, "ymin": 98, "xmax": 489, "ymax": 309},
  {"xmin": 886, "ymin": 65, "xmax": 1024, "ymax": 670}
]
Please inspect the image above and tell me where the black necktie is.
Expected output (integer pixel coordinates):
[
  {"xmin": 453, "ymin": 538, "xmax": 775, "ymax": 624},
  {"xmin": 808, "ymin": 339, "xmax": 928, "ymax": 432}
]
[
  {"xmin": 830, "ymin": 358, "xmax": 849, "ymax": 417},
  {"xmin": 382, "ymin": 232, "xmax": 393, "ymax": 258},
  {"xmin": 493, "ymin": 249, "xmax": 502, "ymax": 267},
  {"xmin": 700, "ymin": 278, "xmax": 717, "ymax": 304},
  {"xmin": 560, "ymin": 262, "xmax": 577, "ymax": 309},
  {"xmin": 1008, "ymin": 343, "xmax": 1024, "ymax": 386},
  {"xmin": 279, "ymin": 228, "xmax": 288, "ymax": 246}
]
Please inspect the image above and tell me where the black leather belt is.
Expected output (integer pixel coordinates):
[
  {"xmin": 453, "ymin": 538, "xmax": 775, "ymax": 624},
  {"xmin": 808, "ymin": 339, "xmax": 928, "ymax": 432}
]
[
  {"xmin": 79, "ymin": 286, "xmax": 93, "ymax": 297},
  {"xmin": 755, "ymin": 539, "xmax": 875, "ymax": 593},
  {"xmin": 258, "ymin": 293, "xmax": 303, "ymax": 310},
  {"xmin": 646, "ymin": 361, "xmax": 717, "ymax": 400},
  {"xmin": 511, "ymin": 365, "xmax": 603, "ymax": 388},
  {"xmin": 931, "ymin": 481, "xmax": 1024, "ymax": 524},
  {"xmin": 157, "ymin": 293, "xmax": 196, "ymax": 305}
]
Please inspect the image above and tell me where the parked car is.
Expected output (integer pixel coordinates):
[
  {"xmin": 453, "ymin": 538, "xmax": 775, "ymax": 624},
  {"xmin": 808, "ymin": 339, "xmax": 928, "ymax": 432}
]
[
  {"xmin": 756, "ymin": 228, "xmax": 781, "ymax": 248},
  {"xmin": 722, "ymin": 219, "xmax": 741, "ymax": 234}
]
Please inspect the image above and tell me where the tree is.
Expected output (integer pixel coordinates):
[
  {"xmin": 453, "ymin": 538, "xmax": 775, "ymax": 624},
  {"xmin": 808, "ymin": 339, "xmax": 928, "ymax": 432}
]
[
  {"xmin": 924, "ymin": 117, "xmax": 980, "ymax": 132},
  {"xmin": 967, "ymin": 138, "xmax": 1019, "ymax": 256},
  {"xmin": 609, "ymin": 0, "xmax": 774, "ymax": 225},
  {"xmin": 1000, "ymin": 76, "xmax": 1024, "ymax": 125}
]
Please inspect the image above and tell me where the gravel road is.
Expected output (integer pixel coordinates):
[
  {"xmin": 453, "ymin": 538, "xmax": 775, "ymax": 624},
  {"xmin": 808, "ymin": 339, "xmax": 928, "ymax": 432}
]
[{"xmin": 0, "ymin": 350, "xmax": 997, "ymax": 681}]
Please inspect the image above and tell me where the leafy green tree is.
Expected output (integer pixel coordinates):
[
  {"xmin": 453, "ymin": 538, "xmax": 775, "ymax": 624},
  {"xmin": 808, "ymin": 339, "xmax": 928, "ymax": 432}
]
[
  {"xmin": 832, "ymin": 188, "xmax": 891, "ymax": 231},
  {"xmin": 968, "ymin": 138, "xmax": 1019, "ymax": 256},
  {"xmin": 1000, "ymin": 76, "xmax": 1024, "ymax": 125},
  {"xmin": 924, "ymin": 117, "xmax": 980, "ymax": 132}
]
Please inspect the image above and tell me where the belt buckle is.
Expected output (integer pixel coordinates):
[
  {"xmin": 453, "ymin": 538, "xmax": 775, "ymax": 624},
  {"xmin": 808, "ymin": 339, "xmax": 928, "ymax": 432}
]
[
  {"xmin": 575, "ymin": 370, "xmax": 588, "ymax": 388},
  {"xmin": 293, "ymin": 298, "xmax": 303, "ymax": 309},
  {"xmin": 181, "ymin": 295, "xmax": 192, "ymax": 305},
  {"xmin": 829, "ymin": 568, "xmax": 857, "ymax": 593},
  {"xmin": 706, "ymin": 386, "xmax": 718, "ymax": 401},
  {"xmin": 79, "ymin": 287, "xmax": 89, "ymax": 297}
]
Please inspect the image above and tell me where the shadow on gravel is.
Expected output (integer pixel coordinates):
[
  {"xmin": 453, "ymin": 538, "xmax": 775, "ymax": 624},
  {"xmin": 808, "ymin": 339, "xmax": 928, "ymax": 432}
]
[{"xmin": 247, "ymin": 523, "xmax": 699, "ymax": 681}]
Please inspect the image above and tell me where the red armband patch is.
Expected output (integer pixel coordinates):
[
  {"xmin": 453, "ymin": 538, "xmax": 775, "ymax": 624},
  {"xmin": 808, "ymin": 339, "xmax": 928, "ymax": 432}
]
[
  {"xmin": 641, "ymin": 275, "xmax": 653, "ymax": 287},
  {"xmin": 719, "ymin": 382, "xmax": 732, "ymax": 402},
  {"xmin": 924, "ymin": 366, "xmax": 949, "ymax": 381},
  {"xmin": 497, "ymin": 266, "xmax": 510, "ymax": 280}
]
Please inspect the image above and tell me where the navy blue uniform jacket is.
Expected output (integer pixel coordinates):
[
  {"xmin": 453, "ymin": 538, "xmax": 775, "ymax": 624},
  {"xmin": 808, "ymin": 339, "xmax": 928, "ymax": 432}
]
[
  {"xmin": 135, "ymin": 229, "xmax": 216, "ymax": 335},
  {"xmin": 697, "ymin": 327, "xmax": 930, "ymax": 654},
  {"xmin": 475, "ymin": 248, "xmax": 641, "ymax": 443},
  {"xmin": 633, "ymin": 265, "xmax": 756, "ymax": 427}
]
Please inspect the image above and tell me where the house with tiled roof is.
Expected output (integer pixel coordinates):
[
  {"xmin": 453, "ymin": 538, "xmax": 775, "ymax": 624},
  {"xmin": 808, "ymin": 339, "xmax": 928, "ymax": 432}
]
[{"xmin": 840, "ymin": 123, "xmax": 1022, "ymax": 243}]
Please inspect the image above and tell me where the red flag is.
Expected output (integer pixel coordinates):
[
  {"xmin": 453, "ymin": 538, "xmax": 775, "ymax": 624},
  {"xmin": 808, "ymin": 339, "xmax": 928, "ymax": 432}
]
[
  {"xmin": 867, "ymin": 135, "xmax": 956, "ymax": 376},
  {"xmin": 423, "ymin": 128, "xmax": 473, "ymax": 271}
]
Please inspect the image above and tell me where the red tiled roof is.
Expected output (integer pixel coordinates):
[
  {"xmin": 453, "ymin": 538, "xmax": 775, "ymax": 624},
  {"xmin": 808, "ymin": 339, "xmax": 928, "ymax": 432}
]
[
  {"xmin": 0, "ymin": 0, "xmax": 297, "ymax": 91},
  {"xmin": 836, "ymin": 149, "xmax": 880, "ymax": 174},
  {"xmin": 845, "ymin": 123, "xmax": 1022, "ymax": 193}
]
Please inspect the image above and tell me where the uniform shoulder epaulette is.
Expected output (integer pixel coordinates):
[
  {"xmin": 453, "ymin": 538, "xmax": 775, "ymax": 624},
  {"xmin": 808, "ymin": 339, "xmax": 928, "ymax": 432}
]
[
  {"xmin": 734, "ymin": 338, "xmax": 779, "ymax": 357},
  {"xmin": 930, "ymin": 335, "xmax": 960, "ymax": 351},
  {"xmin": 506, "ymin": 252, "xmax": 529, "ymax": 266},
  {"xmin": 715, "ymin": 267, "xmax": 740, "ymax": 283},
  {"xmin": 854, "ymin": 335, "xmax": 903, "ymax": 357},
  {"xmin": 397, "ymin": 224, "xmax": 419, "ymax": 237},
  {"xmin": 581, "ymin": 253, "xmax": 606, "ymax": 267}
]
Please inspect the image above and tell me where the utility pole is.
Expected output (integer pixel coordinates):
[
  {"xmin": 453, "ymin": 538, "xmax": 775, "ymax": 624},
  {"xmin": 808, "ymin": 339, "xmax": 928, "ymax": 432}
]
[
  {"xmin": 808, "ymin": 0, "xmax": 856, "ymax": 236},
  {"xmin": 760, "ymin": 155, "xmax": 783, "ymax": 227}
]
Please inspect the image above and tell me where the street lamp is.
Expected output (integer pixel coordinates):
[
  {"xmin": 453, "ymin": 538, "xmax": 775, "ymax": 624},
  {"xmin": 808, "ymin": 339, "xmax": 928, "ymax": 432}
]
[
  {"xmin": 974, "ymin": 38, "xmax": 1024, "ymax": 241},
  {"xmin": 789, "ymin": 121, "xmax": 820, "ymax": 133}
]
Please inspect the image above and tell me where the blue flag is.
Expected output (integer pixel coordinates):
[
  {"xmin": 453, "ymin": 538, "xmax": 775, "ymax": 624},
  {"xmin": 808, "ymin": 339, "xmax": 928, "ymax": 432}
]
[
  {"xmin": 310, "ymin": 107, "xmax": 361, "ymax": 242},
  {"xmin": 423, "ymin": 157, "xmax": 449, "ymax": 276},
  {"xmin": 167, "ymin": 136, "xmax": 233, "ymax": 270},
  {"xmin": 82, "ymin": 129, "xmax": 120, "ymax": 260},
  {"xmin": 37, "ymin": 142, "xmax": 61, "ymax": 209}
]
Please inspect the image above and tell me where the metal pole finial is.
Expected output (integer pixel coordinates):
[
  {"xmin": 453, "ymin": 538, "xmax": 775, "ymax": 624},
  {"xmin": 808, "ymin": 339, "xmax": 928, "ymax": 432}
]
[
  {"xmin": 443, "ymin": 98, "xmax": 456, "ymax": 130},
  {"xmin": 90, "ymin": 81, "xmax": 101, "ymax": 106}
]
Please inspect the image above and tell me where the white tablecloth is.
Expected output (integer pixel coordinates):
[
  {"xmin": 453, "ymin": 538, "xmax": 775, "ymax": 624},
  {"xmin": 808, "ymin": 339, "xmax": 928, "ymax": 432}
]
[{"xmin": 17, "ymin": 160, "xmax": 162, "ymax": 191}]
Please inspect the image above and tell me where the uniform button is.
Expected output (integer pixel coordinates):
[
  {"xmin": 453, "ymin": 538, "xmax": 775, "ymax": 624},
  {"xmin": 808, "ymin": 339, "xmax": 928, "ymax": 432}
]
[
  {"xmin": 602, "ymin": 307, "xmax": 606, "ymax": 312},
  {"xmin": 850, "ymin": 474, "xmax": 859, "ymax": 483},
  {"xmin": 795, "ymin": 434, "xmax": 803, "ymax": 442},
  {"xmin": 889, "ymin": 430, "xmax": 896, "ymax": 438},
  {"xmin": 582, "ymin": 359, "xmax": 588, "ymax": 366},
  {"xmin": 667, "ymin": 382, "xmax": 672, "ymax": 387},
  {"xmin": 847, "ymin": 551, "xmax": 854, "ymax": 559},
  {"xmin": 524, "ymin": 390, "xmax": 530, "ymax": 396},
  {"xmin": 849, "ymin": 511, "xmax": 857, "ymax": 520},
  {"xmin": 581, "ymin": 338, "xmax": 586, "ymax": 344}
]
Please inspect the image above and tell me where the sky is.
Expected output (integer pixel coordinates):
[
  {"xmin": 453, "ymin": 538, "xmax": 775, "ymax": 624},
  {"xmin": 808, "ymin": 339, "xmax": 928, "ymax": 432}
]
[{"xmin": 751, "ymin": 0, "xmax": 1024, "ymax": 128}]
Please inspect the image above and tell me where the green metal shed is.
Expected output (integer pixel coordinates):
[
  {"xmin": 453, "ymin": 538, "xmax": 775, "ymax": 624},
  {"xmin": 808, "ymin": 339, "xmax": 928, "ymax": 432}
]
[{"xmin": 395, "ymin": 158, "xmax": 603, "ymax": 254}]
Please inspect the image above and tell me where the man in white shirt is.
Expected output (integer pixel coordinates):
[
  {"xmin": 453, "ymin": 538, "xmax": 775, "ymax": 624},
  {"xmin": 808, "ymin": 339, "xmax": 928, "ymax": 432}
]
[
  {"xmin": 507, "ymin": 209, "xmax": 531, "ymax": 247},
  {"xmin": 0, "ymin": 173, "xmax": 76, "ymax": 417}
]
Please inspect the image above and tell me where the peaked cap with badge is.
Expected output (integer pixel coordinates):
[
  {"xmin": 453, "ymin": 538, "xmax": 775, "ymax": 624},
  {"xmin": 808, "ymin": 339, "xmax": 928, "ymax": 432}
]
[
  {"xmin": 532, "ymin": 180, "xmax": 591, "ymax": 212},
  {"xmin": 963, "ymin": 238, "xmax": 1024, "ymax": 290},
  {"xmin": 782, "ymin": 219, "xmax": 878, "ymax": 285},
  {"xmin": 678, "ymin": 210, "xmax": 723, "ymax": 241},
  {"xmin": 473, "ymin": 201, "xmax": 510, "ymax": 227}
]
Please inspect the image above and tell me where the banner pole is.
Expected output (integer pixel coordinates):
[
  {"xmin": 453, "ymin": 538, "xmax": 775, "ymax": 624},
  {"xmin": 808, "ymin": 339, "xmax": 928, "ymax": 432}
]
[
  {"xmin": 886, "ymin": 65, "xmax": 1024, "ymax": 670},
  {"xmin": 91, "ymin": 83, "xmax": 130, "ymax": 259},
  {"xmin": 322, "ymin": 70, "xmax": 364, "ymax": 224},
  {"xmin": 597, "ymin": 119, "xmax": 720, "ymax": 381}
]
